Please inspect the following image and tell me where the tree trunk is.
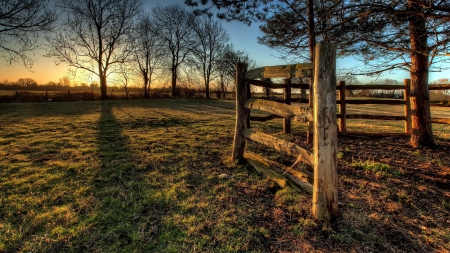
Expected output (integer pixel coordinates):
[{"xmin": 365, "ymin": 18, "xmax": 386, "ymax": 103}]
[
  {"xmin": 143, "ymin": 74, "xmax": 149, "ymax": 98},
  {"xmin": 205, "ymin": 78, "xmax": 210, "ymax": 99},
  {"xmin": 171, "ymin": 68, "xmax": 177, "ymax": 97},
  {"xmin": 408, "ymin": 0, "xmax": 434, "ymax": 147},
  {"xmin": 100, "ymin": 74, "xmax": 108, "ymax": 100},
  {"xmin": 220, "ymin": 74, "xmax": 226, "ymax": 99}
]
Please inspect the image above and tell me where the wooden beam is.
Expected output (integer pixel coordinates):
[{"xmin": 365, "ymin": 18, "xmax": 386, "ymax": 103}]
[
  {"xmin": 246, "ymin": 152, "xmax": 313, "ymax": 194},
  {"xmin": 247, "ymin": 79, "xmax": 309, "ymax": 89},
  {"xmin": 242, "ymin": 128, "xmax": 314, "ymax": 166},
  {"xmin": 432, "ymin": 118, "xmax": 450, "ymax": 124},
  {"xmin": 245, "ymin": 64, "xmax": 313, "ymax": 79},
  {"xmin": 232, "ymin": 63, "xmax": 249, "ymax": 162},
  {"xmin": 338, "ymin": 114, "xmax": 406, "ymax": 121},
  {"xmin": 344, "ymin": 99, "xmax": 405, "ymax": 105},
  {"xmin": 312, "ymin": 43, "xmax": 338, "ymax": 221},
  {"xmin": 244, "ymin": 67, "xmax": 265, "ymax": 80},
  {"xmin": 430, "ymin": 101, "xmax": 450, "ymax": 107},
  {"xmin": 345, "ymin": 84, "xmax": 405, "ymax": 90},
  {"xmin": 338, "ymin": 132, "xmax": 410, "ymax": 137},
  {"xmin": 428, "ymin": 84, "xmax": 450, "ymax": 90},
  {"xmin": 264, "ymin": 63, "xmax": 313, "ymax": 78},
  {"xmin": 245, "ymin": 98, "xmax": 312, "ymax": 122},
  {"xmin": 250, "ymin": 114, "xmax": 284, "ymax": 122}
]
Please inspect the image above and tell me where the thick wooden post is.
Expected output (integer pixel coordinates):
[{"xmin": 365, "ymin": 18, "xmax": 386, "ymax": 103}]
[
  {"xmin": 312, "ymin": 44, "xmax": 338, "ymax": 221},
  {"xmin": 404, "ymin": 79, "xmax": 411, "ymax": 134},
  {"xmin": 232, "ymin": 63, "xmax": 249, "ymax": 162},
  {"xmin": 338, "ymin": 81, "xmax": 347, "ymax": 133},
  {"xmin": 283, "ymin": 79, "xmax": 292, "ymax": 134}
]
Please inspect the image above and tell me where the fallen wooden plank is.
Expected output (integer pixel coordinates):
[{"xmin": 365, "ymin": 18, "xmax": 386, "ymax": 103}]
[
  {"xmin": 245, "ymin": 157, "xmax": 288, "ymax": 188},
  {"xmin": 243, "ymin": 128, "xmax": 314, "ymax": 166},
  {"xmin": 250, "ymin": 114, "xmax": 284, "ymax": 122},
  {"xmin": 245, "ymin": 98, "xmax": 313, "ymax": 122},
  {"xmin": 247, "ymin": 152, "xmax": 311, "ymax": 182},
  {"xmin": 246, "ymin": 152, "xmax": 313, "ymax": 194}
]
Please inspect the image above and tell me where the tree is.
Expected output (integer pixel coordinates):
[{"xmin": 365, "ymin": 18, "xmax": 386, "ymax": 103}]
[
  {"xmin": 59, "ymin": 76, "xmax": 71, "ymax": 87},
  {"xmin": 0, "ymin": 0, "xmax": 56, "ymax": 69},
  {"xmin": 132, "ymin": 13, "xmax": 163, "ymax": 98},
  {"xmin": 190, "ymin": 0, "xmax": 450, "ymax": 147},
  {"xmin": 17, "ymin": 78, "xmax": 37, "ymax": 88},
  {"xmin": 114, "ymin": 63, "xmax": 134, "ymax": 99},
  {"xmin": 46, "ymin": 0, "xmax": 142, "ymax": 99},
  {"xmin": 337, "ymin": 0, "xmax": 450, "ymax": 147},
  {"xmin": 191, "ymin": 15, "xmax": 230, "ymax": 99},
  {"xmin": 152, "ymin": 4, "xmax": 195, "ymax": 97},
  {"xmin": 216, "ymin": 44, "xmax": 256, "ymax": 96}
]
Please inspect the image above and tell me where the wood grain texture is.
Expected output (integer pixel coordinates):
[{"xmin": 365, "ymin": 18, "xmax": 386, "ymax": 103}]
[
  {"xmin": 232, "ymin": 63, "xmax": 249, "ymax": 161},
  {"xmin": 245, "ymin": 98, "xmax": 313, "ymax": 122},
  {"xmin": 242, "ymin": 128, "xmax": 314, "ymax": 166},
  {"xmin": 312, "ymin": 44, "xmax": 338, "ymax": 221},
  {"xmin": 246, "ymin": 152, "xmax": 313, "ymax": 194}
]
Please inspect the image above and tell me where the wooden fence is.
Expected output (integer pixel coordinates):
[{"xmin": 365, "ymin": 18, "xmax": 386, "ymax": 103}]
[
  {"xmin": 232, "ymin": 44, "xmax": 338, "ymax": 221},
  {"xmin": 248, "ymin": 79, "xmax": 450, "ymax": 135},
  {"xmin": 337, "ymin": 81, "xmax": 450, "ymax": 134}
]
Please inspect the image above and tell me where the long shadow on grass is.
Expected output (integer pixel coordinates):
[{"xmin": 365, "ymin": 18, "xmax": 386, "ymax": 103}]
[{"xmin": 85, "ymin": 101, "xmax": 161, "ymax": 251}]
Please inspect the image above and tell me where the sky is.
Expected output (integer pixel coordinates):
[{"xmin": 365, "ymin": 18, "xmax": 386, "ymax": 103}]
[{"xmin": 0, "ymin": 0, "xmax": 448, "ymax": 85}]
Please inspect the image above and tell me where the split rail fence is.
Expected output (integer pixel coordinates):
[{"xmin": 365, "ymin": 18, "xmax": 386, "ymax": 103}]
[
  {"xmin": 337, "ymin": 81, "xmax": 450, "ymax": 134},
  {"xmin": 247, "ymin": 78, "xmax": 450, "ymax": 135},
  {"xmin": 232, "ymin": 44, "xmax": 338, "ymax": 221}
]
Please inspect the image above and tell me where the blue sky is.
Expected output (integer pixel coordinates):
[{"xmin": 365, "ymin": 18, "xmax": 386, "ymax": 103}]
[{"xmin": 1, "ymin": 0, "xmax": 448, "ymax": 84}]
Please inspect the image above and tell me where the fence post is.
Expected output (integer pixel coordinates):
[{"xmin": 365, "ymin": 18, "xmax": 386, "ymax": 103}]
[
  {"xmin": 312, "ymin": 44, "xmax": 338, "ymax": 221},
  {"xmin": 338, "ymin": 81, "xmax": 347, "ymax": 133},
  {"xmin": 283, "ymin": 79, "xmax": 292, "ymax": 134},
  {"xmin": 307, "ymin": 78, "xmax": 314, "ymax": 144},
  {"xmin": 232, "ymin": 63, "xmax": 249, "ymax": 162},
  {"xmin": 404, "ymin": 79, "xmax": 411, "ymax": 134}
]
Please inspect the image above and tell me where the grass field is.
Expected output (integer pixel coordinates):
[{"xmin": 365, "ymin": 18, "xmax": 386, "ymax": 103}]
[{"xmin": 0, "ymin": 99, "xmax": 449, "ymax": 252}]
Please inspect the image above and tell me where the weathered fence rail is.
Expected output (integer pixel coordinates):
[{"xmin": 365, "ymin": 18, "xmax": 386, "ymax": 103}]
[
  {"xmin": 254, "ymin": 80, "xmax": 450, "ymax": 134},
  {"xmin": 337, "ymin": 80, "xmax": 450, "ymax": 134},
  {"xmin": 232, "ymin": 43, "xmax": 338, "ymax": 221}
]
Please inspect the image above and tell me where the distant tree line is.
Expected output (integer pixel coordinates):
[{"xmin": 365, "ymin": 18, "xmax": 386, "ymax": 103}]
[{"xmin": 1, "ymin": 1, "xmax": 255, "ymax": 100}]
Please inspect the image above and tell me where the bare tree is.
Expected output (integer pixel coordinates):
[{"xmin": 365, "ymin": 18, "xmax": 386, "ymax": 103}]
[
  {"xmin": 46, "ymin": 0, "xmax": 142, "ymax": 99},
  {"xmin": 191, "ymin": 15, "xmax": 230, "ymax": 99},
  {"xmin": 59, "ymin": 76, "xmax": 71, "ymax": 87},
  {"xmin": 152, "ymin": 4, "xmax": 195, "ymax": 97},
  {"xmin": 216, "ymin": 44, "xmax": 256, "ymax": 96},
  {"xmin": 132, "ymin": 13, "xmax": 163, "ymax": 98},
  {"xmin": 17, "ymin": 77, "xmax": 38, "ymax": 87},
  {"xmin": 114, "ymin": 63, "xmax": 134, "ymax": 99},
  {"xmin": 0, "ymin": 0, "xmax": 56, "ymax": 69}
]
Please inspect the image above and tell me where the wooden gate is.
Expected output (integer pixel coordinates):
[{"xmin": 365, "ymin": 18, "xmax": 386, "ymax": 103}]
[{"xmin": 232, "ymin": 44, "xmax": 338, "ymax": 221}]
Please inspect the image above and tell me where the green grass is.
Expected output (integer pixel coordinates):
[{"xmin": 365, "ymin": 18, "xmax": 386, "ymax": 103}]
[
  {"xmin": 0, "ymin": 99, "xmax": 449, "ymax": 252},
  {"xmin": 0, "ymin": 99, "xmax": 304, "ymax": 252}
]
